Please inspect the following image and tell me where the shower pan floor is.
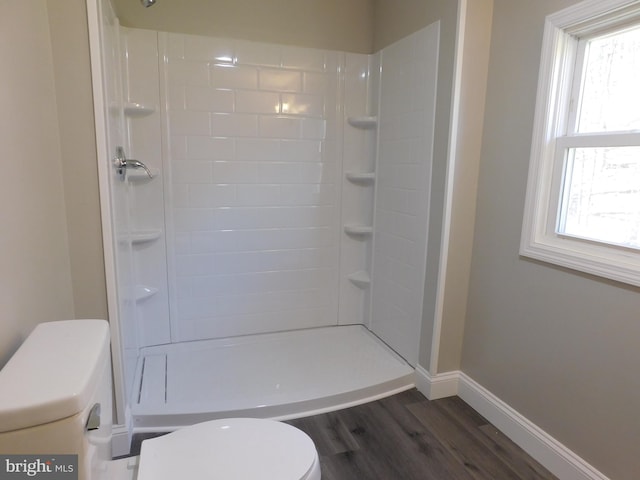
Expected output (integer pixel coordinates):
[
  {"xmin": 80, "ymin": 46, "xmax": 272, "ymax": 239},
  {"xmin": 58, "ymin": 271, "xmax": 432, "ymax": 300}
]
[{"xmin": 130, "ymin": 324, "xmax": 414, "ymax": 431}]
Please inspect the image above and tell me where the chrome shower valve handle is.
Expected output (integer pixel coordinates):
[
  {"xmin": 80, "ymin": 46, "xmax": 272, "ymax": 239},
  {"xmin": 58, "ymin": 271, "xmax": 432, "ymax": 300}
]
[
  {"xmin": 114, "ymin": 146, "xmax": 153, "ymax": 180},
  {"xmin": 121, "ymin": 158, "xmax": 153, "ymax": 178}
]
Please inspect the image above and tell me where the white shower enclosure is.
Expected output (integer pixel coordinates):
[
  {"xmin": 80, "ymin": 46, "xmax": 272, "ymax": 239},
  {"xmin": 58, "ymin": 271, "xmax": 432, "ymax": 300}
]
[{"xmin": 88, "ymin": 0, "xmax": 438, "ymax": 429}]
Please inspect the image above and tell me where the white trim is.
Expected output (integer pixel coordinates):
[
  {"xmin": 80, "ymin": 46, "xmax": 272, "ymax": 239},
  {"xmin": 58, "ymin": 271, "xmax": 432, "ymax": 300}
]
[
  {"xmin": 415, "ymin": 365, "xmax": 459, "ymax": 400},
  {"xmin": 551, "ymin": 0, "xmax": 640, "ymax": 31},
  {"xmin": 85, "ymin": 0, "xmax": 127, "ymax": 426},
  {"xmin": 414, "ymin": 369, "xmax": 610, "ymax": 480},
  {"xmin": 430, "ymin": 0, "xmax": 468, "ymax": 374},
  {"xmin": 366, "ymin": 50, "xmax": 383, "ymax": 332},
  {"xmin": 111, "ymin": 424, "xmax": 132, "ymax": 458},
  {"xmin": 556, "ymin": 132, "xmax": 640, "ymax": 148},
  {"xmin": 457, "ymin": 373, "xmax": 611, "ymax": 480}
]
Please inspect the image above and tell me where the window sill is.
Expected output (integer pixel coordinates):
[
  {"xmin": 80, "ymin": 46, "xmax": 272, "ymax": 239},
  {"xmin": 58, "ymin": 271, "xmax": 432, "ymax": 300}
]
[{"xmin": 520, "ymin": 234, "xmax": 640, "ymax": 287}]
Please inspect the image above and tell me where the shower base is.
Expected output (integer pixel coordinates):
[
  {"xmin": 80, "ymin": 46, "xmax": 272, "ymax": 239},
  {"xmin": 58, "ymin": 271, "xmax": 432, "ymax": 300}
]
[{"xmin": 130, "ymin": 324, "xmax": 414, "ymax": 432}]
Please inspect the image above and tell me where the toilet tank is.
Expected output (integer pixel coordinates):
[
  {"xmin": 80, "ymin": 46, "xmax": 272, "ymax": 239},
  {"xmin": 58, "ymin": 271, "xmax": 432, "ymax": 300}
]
[{"xmin": 0, "ymin": 320, "xmax": 113, "ymax": 480}]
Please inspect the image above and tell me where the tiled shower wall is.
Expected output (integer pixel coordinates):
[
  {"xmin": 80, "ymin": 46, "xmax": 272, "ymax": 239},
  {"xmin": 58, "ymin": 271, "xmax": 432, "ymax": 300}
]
[
  {"xmin": 121, "ymin": 27, "xmax": 437, "ymax": 360},
  {"xmin": 370, "ymin": 24, "xmax": 439, "ymax": 365},
  {"xmin": 160, "ymin": 34, "xmax": 369, "ymax": 341}
]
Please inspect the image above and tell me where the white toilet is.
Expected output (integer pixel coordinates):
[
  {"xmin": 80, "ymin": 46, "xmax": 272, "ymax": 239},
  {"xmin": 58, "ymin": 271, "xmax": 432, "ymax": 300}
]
[{"xmin": 0, "ymin": 320, "xmax": 321, "ymax": 480}]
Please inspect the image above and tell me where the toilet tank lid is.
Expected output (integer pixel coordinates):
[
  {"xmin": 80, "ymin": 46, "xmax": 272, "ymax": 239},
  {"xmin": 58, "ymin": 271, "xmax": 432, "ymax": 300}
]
[{"xmin": 0, "ymin": 320, "xmax": 110, "ymax": 433}]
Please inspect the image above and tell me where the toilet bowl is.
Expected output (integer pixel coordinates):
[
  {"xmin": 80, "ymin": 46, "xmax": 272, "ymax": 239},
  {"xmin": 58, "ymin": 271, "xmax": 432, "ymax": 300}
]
[
  {"xmin": 137, "ymin": 418, "xmax": 320, "ymax": 480},
  {"xmin": 0, "ymin": 320, "xmax": 321, "ymax": 480}
]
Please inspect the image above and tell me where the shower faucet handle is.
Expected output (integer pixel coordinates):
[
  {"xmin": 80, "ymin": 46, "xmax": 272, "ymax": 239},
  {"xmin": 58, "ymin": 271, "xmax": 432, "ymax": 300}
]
[
  {"xmin": 122, "ymin": 159, "xmax": 154, "ymax": 178},
  {"xmin": 114, "ymin": 146, "xmax": 154, "ymax": 180}
]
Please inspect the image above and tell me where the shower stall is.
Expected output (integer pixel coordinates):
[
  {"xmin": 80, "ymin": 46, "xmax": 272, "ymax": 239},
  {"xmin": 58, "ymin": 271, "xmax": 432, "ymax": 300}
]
[{"xmin": 88, "ymin": 0, "xmax": 439, "ymax": 433}]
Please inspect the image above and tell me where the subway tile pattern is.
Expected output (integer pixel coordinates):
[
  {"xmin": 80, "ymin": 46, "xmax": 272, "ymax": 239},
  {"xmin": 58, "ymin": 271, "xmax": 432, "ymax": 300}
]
[
  {"xmin": 163, "ymin": 34, "xmax": 344, "ymax": 341},
  {"xmin": 370, "ymin": 24, "xmax": 440, "ymax": 365}
]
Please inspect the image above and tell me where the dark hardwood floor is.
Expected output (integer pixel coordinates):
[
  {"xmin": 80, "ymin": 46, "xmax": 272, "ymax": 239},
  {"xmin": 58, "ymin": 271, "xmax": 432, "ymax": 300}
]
[
  {"xmin": 287, "ymin": 389, "xmax": 556, "ymax": 479},
  {"xmin": 131, "ymin": 389, "xmax": 557, "ymax": 479}
]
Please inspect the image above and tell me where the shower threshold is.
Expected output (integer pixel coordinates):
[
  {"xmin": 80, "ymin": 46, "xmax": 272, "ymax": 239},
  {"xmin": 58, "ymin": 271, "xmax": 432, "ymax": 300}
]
[{"xmin": 130, "ymin": 324, "xmax": 415, "ymax": 431}]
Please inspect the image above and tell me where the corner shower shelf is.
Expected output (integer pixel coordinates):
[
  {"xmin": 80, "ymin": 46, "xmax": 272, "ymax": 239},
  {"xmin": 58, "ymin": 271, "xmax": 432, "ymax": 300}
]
[
  {"xmin": 348, "ymin": 271, "xmax": 371, "ymax": 288},
  {"xmin": 135, "ymin": 285, "xmax": 158, "ymax": 302},
  {"xmin": 347, "ymin": 115, "xmax": 377, "ymax": 129},
  {"xmin": 124, "ymin": 102, "xmax": 156, "ymax": 117},
  {"xmin": 344, "ymin": 224, "xmax": 373, "ymax": 237},
  {"xmin": 345, "ymin": 172, "xmax": 376, "ymax": 185},
  {"xmin": 118, "ymin": 229, "xmax": 162, "ymax": 246}
]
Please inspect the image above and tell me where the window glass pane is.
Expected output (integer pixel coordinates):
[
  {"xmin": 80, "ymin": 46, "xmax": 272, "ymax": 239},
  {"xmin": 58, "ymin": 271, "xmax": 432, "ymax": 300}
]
[
  {"xmin": 559, "ymin": 146, "xmax": 640, "ymax": 248},
  {"xmin": 576, "ymin": 25, "xmax": 640, "ymax": 133}
]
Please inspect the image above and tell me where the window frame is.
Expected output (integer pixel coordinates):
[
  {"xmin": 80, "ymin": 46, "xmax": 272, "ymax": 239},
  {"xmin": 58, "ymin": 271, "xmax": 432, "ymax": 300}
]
[{"xmin": 521, "ymin": 0, "xmax": 640, "ymax": 286}]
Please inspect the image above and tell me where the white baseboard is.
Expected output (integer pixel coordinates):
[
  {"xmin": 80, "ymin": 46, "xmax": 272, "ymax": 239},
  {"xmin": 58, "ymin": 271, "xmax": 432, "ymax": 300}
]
[
  {"xmin": 111, "ymin": 424, "xmax": 132, "ymax": 458},
  {"xmin": 414, "ymin": 367, "xmax": 610, "ymax": 480},
  {"xmin": 415, "ymin": 365, "xmax": 459, "ymax": 399}
]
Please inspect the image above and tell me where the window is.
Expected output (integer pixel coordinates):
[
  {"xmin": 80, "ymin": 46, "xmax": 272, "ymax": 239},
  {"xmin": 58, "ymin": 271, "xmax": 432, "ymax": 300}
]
[{"xmin": 521, "ymin": 0, "xmax": 640, "ymax": 286}]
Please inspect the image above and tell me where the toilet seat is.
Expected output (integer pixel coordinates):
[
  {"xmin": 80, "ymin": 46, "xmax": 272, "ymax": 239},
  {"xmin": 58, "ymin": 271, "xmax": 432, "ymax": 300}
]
[{"xmin": 137, "ymin": 418, "xmax": 321, "ymax": 480}]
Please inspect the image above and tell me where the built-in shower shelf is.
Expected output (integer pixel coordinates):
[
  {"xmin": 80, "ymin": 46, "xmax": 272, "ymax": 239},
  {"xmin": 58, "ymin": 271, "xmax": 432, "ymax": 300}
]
[
  {"xmin": 344, "ymin": 224, "xmax": 373, "ymax": 237},
  {"xmin": 345, "ymin": 172, "xmax": 376, "ymax": 185},
  {"xmin": 135, "ymin": 285, "xmax": 158, "ymax": 302},
  {"xmin": 348, "ymin": 271, "xmax": 371, "ymax": 288},
  {"xmin": 118, "ymin": 229, "xmax": 162, "ymax": 246},
  {"xmin": 347, "ymin": 115, "xmax": 377, "ymax": 129},
  {"xmin": 124, "ymin": 102, "xmax": 156, "ymax": 117}
]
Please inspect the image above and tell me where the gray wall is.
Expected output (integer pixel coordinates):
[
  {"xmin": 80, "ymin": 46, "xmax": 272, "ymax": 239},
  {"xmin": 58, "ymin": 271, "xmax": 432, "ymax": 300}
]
[
  {"xmin": 437, "ymin": 0, "xmax": 493, "ymax": 372},
  {"xmin": 0, "ymin": 0, "xmax": 76, "ymax": 366},
  {"xmin": 373, "ymin": 0, "xmax": 438, "ymax": 51},
  {"xmin": 112, "ymin": 0, "xmax": 374, "ymax": 53},
  {"xmin": 48, "ymin": 0, "xmax": 108, "ymax": 322},
  {"xmin": 0, "ymin": 0, "xmax": 109, "ymax": 368},
  {"xmin": 462, "ymin": 1, "xmax": 640, "ymax": 478}
]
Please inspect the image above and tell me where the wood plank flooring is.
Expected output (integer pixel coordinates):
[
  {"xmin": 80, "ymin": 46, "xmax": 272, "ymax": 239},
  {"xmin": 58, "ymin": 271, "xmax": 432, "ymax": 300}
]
[
  {"xmin": 288, "ymin": 389, "xmax": 556, "ymax": 479},
  {"xmin": 130, "ymin": 389, "xmax": 557, "ymax": 479}
]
